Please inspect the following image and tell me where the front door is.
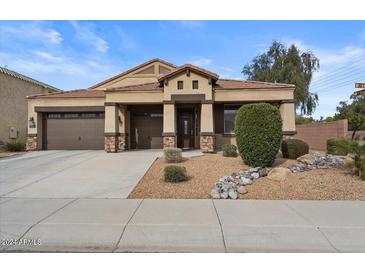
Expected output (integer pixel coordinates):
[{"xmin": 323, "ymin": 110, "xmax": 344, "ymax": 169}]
[{"xmin": 177, "ymin": 111, "xmax": 194, "ymax": 149}]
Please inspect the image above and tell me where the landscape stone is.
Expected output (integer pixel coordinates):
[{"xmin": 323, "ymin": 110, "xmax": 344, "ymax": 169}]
[
  {"xmin": 267, "ymin": 167, "xmax": 291, "ymax": 181},
  {"xmin": 228, "ymin": 189, "xmax": 238, "ymax": 199},
  {"xmin": 251, "ymin": 172, "xmax": 260, "ymax": 179},
  {"xmin": 237, "ymin": 186, "xmax": 248, "ymax": 194},
  {"xmin": 210, "ymin": 189, "xmax": 220, "ymax": 199}
]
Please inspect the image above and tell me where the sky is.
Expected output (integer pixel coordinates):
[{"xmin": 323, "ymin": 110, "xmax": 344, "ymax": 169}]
[{"xmin": 0, "ymin": 20, "xmax": 364, "ymax": 119}]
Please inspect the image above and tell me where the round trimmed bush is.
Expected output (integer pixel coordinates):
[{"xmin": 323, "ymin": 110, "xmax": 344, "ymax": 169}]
[
  {"xmin": 235, "ymin": 103, "xmax": 282, "ymax": 167},
  {"xmin": 281, "ymin": 139, "xmax": 309, "ymax": 159},
  {"xmin": 164, "ymin": 165, "xmax": 188, "ymax": 182},
  {"xmin": 221, "ymin": 144, "xmax": 238, "ymax": 157}
]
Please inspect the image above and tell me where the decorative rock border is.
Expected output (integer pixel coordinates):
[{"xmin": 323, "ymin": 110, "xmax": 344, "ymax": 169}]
[
  {"xmin": 211, "ymin": 167, "xmax": 269, "ymax": 199},
  {"xmin": 211, "ymin": 153, "xmax": 346, "ymax": 199}
]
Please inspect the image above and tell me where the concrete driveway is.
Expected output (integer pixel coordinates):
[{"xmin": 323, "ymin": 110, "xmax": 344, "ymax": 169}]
[{"xmin": 0, "ymin": 150, "xmax": 162, "ymax": 199}]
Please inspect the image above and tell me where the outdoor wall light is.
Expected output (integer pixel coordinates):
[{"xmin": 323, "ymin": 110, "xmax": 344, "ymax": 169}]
[{"xmin": 29, "ymin": 117, "xmax": 36, "ymax": 128}]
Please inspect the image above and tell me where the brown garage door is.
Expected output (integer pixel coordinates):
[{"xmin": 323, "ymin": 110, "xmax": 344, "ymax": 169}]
[
  {"xmin": 44, "ymin": 112, "xmax": 104, "ymax": 150},
  {"xmin": 131, "ymin": 113, "xmax": 163, "ymax": 149}
]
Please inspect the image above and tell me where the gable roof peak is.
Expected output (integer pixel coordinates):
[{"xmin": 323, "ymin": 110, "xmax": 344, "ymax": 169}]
[
  {"xmin": 158, "ymin": 63, "xmax": 219, "ymax": 82},
  {"xmin": 89, "ymin": 58, "xmax": 177, "ymax": 89}
]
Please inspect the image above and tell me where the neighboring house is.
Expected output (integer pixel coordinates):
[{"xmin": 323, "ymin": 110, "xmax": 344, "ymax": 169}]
[
  {"xmin": 0, "ymin": 67, "xmax": 61, "ymax": 145},
  {"xmin": 26, "ymin": 58, "xmax": 296, "ymax": 152}
]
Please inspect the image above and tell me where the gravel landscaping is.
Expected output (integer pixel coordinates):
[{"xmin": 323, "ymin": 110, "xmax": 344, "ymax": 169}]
[
  {"xmin": 0, "ymin": 151, "xmax": 24, "ymax": 158},
  {"xmin": 129, "ymin": 152, "xmax": 365, "ymax": 200}
]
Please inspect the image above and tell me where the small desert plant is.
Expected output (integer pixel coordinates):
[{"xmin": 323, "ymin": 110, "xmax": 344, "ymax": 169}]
[
  {"xmin": 164, "ymin": 165, "xmax": 189, "ymax": 182},
  {"xmin": 281, "ymin": 139, "xmax": 309, "ymax": 159},
  {"xmin": 235, "ymin": 103, "xmax": 282, "ymax": 167},
  {"xmin": 221, "ymin": 144, "xmax": 238, "ymax": 157},
  {"xmin": 164, "ymin": 147, "xmax": 183, "ymax": 163},
  {"xmin": 326, "ymin": 138, "xmax": 357, "ymax": 156},
  {"xmin": 4, "ymin": 142, "xmax": 25, "ymax": 152}
]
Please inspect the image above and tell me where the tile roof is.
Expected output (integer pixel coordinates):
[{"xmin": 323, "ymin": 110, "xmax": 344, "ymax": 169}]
[
  {"xmin": 106, "ymin": 82, "xmax": 162, "ymax": 92},
  {"xmin": 158, "ymin": 64, "xmax": 219, "ymax": 82},
  {"xmin": 27, "ymin": 89, "xmax": 105, "ymax": 99},
  {"xmin": 215, "ymin": 79, "xmax": 295, "ymax": 89},
  {"xmin": 89, "ymin": 58, "xmax": 177, "ymax": 89},
  {"xmin": 0, "ymin": 66, "xmax": 62, "ymax": 92}
]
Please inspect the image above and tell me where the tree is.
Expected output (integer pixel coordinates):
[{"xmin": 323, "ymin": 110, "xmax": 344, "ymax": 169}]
[
  {"xmin": 242, "ymin": 41, "xmax": 320, "ymax": 115},
  {"xmin": 334, "ymin": 94, "xmax": 365, "ymax": 139},
  {"xmin": 295, "ymin": 115, "xmax": 314, "ymax": 125}
]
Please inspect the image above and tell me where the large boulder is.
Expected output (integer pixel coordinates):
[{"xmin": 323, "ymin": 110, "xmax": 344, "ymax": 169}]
[
  {"xmin": 342, "ymin": 155, "xmax": 355, "ymax": 166},
  {"xmin": 297, "ymin": 154, "xmax": 316, "ymax": 165},
  {"xmin": 267, "ymin": 167, "xmax": 291, "ymax": 181}
]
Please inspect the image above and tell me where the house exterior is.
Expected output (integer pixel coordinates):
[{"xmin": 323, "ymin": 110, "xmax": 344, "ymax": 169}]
[
  {"xmin": 26, "ymin": 58, "xmax": 296, "ymax": 152},
  {"xmin": 0, "ymin": 67, "xmax": 61, "ymax": 145}
]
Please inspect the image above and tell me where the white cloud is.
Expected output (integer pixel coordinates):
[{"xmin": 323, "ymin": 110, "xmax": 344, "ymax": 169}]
[
  {"xmin": 179, "ymin": 20, "xmax": 205, "ymax": 28},
  {"xmin": 187, "ymin": 57, "xmax": 213, "ymax": 67},
  {"xmin": 0, "ymin": 50, "xmax": 117, "ymax": 87},
  {"xmin": 32, "ymin": 50, "xmax": 63, "ymax": 62},
  {"xmin": 0, "ymin": 23, "xmax": 62, "ymax": 45},
  {"xmin": 70, "ymin": 21, "xmax": 109, "ymax": 53},
  {"xmin": 116, "ymin": 27, "xmax": 137, "ymax": 50}
]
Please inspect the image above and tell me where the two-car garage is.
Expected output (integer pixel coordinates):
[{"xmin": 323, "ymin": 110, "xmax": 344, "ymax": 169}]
[{"xmin": 43, "ymin": 112, "xmax": 105, "ymax": 150}]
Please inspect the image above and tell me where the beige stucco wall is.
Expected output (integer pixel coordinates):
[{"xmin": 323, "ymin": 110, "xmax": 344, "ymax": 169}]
[
  {"xmin": 118, "ymin": 105, "xmax": 127, "ymax": 134},
  {"xmin": 280, "ymin": 102, "xmax": 296, "ymax": 132},
  {"xmin": 163, "ymin": 71, "xmax": 213, "ymax": 101},
  {"xmin": 105, "ymin": 105, "xmax": 118, "ymax": 133},
  {"xmin": 27, "ymin": 97, "xmax": 105, "ymax": 149},
  {"xmin": 163, "ymin": 104, "xmax": 175, "ymax": 133},
  {"xmin": 105, "ymin": 91, "xmax": 163, "ymax": 104},
  {"xmin": 200, "ymin": 103, "xmax": 214, "ymax": 133},
  {"xmin": 214, "ymin": 88, "xmax": 294, "ymax": 102},
  {"xmin": 0, "ymin": 73, "xmax": 55, "ymax": 144},
  {"xmin": 92, "ymin": 61, "xmax": 175, "ymax": 90},
  {"xmin": 215, "ymin": 135, "xmax": 237, "ymax": 148}
]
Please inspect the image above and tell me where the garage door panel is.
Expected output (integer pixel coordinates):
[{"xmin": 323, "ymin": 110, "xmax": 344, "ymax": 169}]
[
  {"xmin": 46, "ymin": 116, "xmax": 104, "ymax": 150},
  {"xmin": 131, "ymin": 115, "xmax": 163, "ymax": 149}
]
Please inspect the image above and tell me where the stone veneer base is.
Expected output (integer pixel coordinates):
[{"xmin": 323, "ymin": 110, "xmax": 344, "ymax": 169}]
[
  {"xmin": 200, "ymin": 135, "xmax": 215, "ymax": 153},
  {"xmin": 163, "ymin": 136, "xmax": 176, "ymax": 148},
  {"xmin": 118, "ymin": 135, "xmax": 128, "ymax": 151},
  {"xmin": 26, "ymin": 135, "xmax": 38, "ymax": 151},
  {"xmin": 104, "ymin": 136, "xmax": 118, "ymax": 153}
]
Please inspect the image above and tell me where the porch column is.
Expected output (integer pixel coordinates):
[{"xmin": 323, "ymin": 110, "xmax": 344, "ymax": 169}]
[
  {"xmin": 26, "ymin": 101, "xmax": 42, "ymax": 151},
  {"xmin": 118, "ymin": 105, "xmax": 128, "ymax": 150},
  {"xmin": 104, "ymin": 103, "xmax": 119, "ymax": 152},
  {"xmin": 200, "ymin": 103, "xmax": 215, "ymax": 152},
  {"xmin": 280, "ymin": 100, "xmax": 296, "ymax": 136},
  {"xmin": 162, "ymin": 103, "xmax": 176, "ymax": 148}
]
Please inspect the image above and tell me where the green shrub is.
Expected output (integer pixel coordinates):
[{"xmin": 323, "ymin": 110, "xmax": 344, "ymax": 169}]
[
  {"xmin": 164, "ymin": 148, "xmax": 183, "ymax": 163},
  {"xmin": 221, "ymin": 144, "xmax": 238, "ymax": 157},
  {"xmin": 164, "ymin": 165, "xmax": 189, "ymax": 182},
  {"xmin": 4, "ymin": 142, "xmax": 25, "ymax": 152},
  {"xmin": 235, "ymin": 103, "xmax": 283, "ymax": 167},
  {"xmin": 281, "ymin": 139, "xmax": 309, "ymax": 159},
  {"xmin": 326, "ymin": 138, "xmax": 357, "ymax": 155}
]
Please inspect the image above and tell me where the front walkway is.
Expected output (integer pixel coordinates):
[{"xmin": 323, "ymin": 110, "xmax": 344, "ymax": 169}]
[{"xmin": 1, "ymin": 199, "xmax": 364, "ymax": 252}]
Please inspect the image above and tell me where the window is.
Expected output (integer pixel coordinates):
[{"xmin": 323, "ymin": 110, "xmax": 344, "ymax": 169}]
[
  {"xmin": 177, "ymin": 81, "xmax": 183, "ymax": 90},
  {"xmin": 47, "ymin": 114, "xmax": 61, "ymax": 119},
  {"xmin": 224, "ymin": 105, "xmax": 241, "ymax": 134},
  {"xmin": 192, "ymin": 80, "xmax": 198, "ymax": 89},
  {"xmin": 64, "ymin": 113, "xmax": 79, "ymax": 119}
]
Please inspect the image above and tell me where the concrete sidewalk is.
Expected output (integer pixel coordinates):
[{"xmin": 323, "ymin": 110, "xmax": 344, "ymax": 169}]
[{"xmin": 1, "ymin": 199, "xmax": 364, "ymax": 252}]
